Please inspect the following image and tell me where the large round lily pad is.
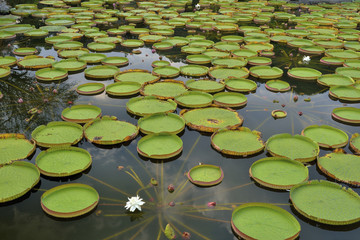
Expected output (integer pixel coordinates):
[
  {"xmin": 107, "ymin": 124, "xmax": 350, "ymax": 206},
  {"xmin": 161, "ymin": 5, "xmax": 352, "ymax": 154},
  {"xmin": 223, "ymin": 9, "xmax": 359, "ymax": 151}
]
[
  {"xmin": 250, "ymin": 157, "xmax": 309, "ymax": 190},
  {"xmin": 332, "ymin": 107, "xmax": 360, "ymax": 124},
  {"xmin": 231, "ymin": 203, "xmax": 301, "ymax": 240},
  {"xmin": 317, "ymin": 74, "xmax": 355, "ymax": 87},
  {"xmin": 318, "ymin": 151, "xmax": 360, "ymax": 186},
  {"xmin": 0, "ymin": 161, "xmax": 40, "ymax": 203},
  {"xmin": 185, "ymin": 79, "xmax": 225, "ymax": 93},
  {"xmin": 35, "ymin": 68, "xmax": 68, "ymax": 81},
  {"xmin": 84, "ymin": 116, "xmax": 138, "ymax": 145},
  {"xmin": 106, "ymin": 82, "xmax": 141, "ymax": 96},
  {"xmin": 138, "ymin": 113, "xmax": 185, "ymax": 135},
  {"xmin": 61, "ymin": 105, "xmax": 102, "ymax": 124},
  {"xmin": 211, "ymin": 57, "xmax": 247, "ymax": 68},
  {"xmin": 36, "ymin": 147, "xmax": 92, "ymax": 177},
  {"xmin": 137, "ymin": 133, "xmax": 183, "ymax": 159},
  {"xmin": 336, "ymin": 67, "xmax": 360, "ymax": 81},
  {"xmin": 180, "ymin": 107, "xmax": 243, "ymax": 132},
  {"xmin": 329, "ymin": 86, "xmax": 360, "ymax": 101},
  {"xmin": 76, "ymin": 83, "xmax": 105, "ymax": 95},
  {"xmin": 266, "ymin": 133, "xmax": 319, "ymax": 162},
  {"xmin": 85, "ymin": 65, "xmax": 119, "ymax": 79},
  {"xmin": 249, "ymin": 66, "xmax": 284, "ymax": 79},
  {"xmin": 0, "ymin": 66, "xmax": 11, "ymax": 78},
  {"xmin": 224, "ymin": 78, "xmax": 257, "ymax": 92},
  {"xmin": 0, "ymin": 56, "xmax": 16, "ymax": 67},
  {"xmin": 187, "ymin": 164, "xmax": 224, "ymax": 187},
  {"xmin": 288, "ymin": 67, "xmax": 322, "ymax": 80},
  {"xmin": 31, "ymin": 121, "xmax": 83, "ymax": 148},
  {"xmin": 301, "ymin": 125, "xmax": 348, "ymax": 148},
  {"xmin": 52, "ymin": 58, "xmax": 87, "ymax": 72},
  {"xmin": 17, "ymin": 56, "xmax": 55, "ymax": 69},
  {"xmin": 141, "ymin": 80, "xmax": 187, "ymax": 99},
  {"xmin": 41, "ymin": 183, "xmax": 99, "ymax": 218},
  {"xmin": 152, "ymin": 66, "xmax": 180, "ymax": 78},
  {"xmin": 213, "ymin": 92, "xmax": 247, "ymax": 108},
  {"xmin": 209, "ymin": 67, "xmax": 249, "ymax": 80},
  {"xmin": 265, "ymin": 80, "xmax": 290, "ymax": 92},
  {"xmin": 126, "ymin": 96, "xmax": 177, "ymax": 116},
  {"xmin": 350, "ymin": 133, "xmax": 360, "ymax": 154},
  {"xmin": 174, "ymin": 91, "xmax": 213, "ymax": 108},
  {"xmin": 180, "ymin": 65, "xmax": 209, "ymax": 77},
  {"xmin": 115, "ymin": 69, "xmax": 159, "ymax": 85},
  {"xmin": 290, "ymin": 180, "xmax": 360, "ymax": 225},
  {"xmin": 0, "ymin": 133, "xmax": 35, "ymax": 166},
  {"xmin": 211, "ymin": 127, "xmax": 264, "ymax": 156}
]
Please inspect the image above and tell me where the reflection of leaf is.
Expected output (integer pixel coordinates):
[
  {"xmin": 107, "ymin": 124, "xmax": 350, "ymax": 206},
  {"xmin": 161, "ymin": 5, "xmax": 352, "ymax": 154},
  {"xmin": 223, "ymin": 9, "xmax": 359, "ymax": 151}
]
[{"xmin": 165, "ymin": 223, "xmax": 176, "ymax": 240}]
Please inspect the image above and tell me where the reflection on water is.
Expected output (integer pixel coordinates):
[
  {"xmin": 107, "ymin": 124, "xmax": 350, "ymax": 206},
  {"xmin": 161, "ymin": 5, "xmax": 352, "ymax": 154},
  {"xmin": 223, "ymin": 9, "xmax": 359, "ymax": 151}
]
[{"xmin": 0, "ymin": 1, "xmax": 360, "ymax": 240}]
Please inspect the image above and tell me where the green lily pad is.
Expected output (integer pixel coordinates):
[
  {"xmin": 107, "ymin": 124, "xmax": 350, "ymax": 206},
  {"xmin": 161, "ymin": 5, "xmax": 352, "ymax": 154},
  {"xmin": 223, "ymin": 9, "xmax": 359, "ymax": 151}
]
[
  {"xmin": 203, "ymin": 50, "xmax": 230, "ymax": 58},
  {"xmin": 249, "ymin": 66, "xmax": 283, "ymax": 79},
  {"xmin": 31, "ymin": 121, "xmax": 83, "ymax": 148},
  {"xmin": 87, "ymin": 42, "xmax": 116, "ymax": 52},
  {"xmin": 106, "ymin": 82, "xmax": 141, "ymax": 96},
  {"xmin": 211, "ymin": 57, "xmax": 247, "ymax": 68},
  {"xmin": 35, "ymin": 147, "xmax": 92, "ymax": 177},
  {"xmin": 126, "ymin": 96, "xmax": 177, "ymax": 116},
  {"xmin": 344, "ymin": 59, "xmax": 360, "ymax": 68},
  {"xmin": 187, "ymin": 164, "xmax": 224, "ymax": 186},
  {"xmin": 290, "ymin": 180, "xmax": 360, "ymax": 225},
  {"xmin": 138, "ymin": 113, "xmax": 185, "ymax": 135},
  {"xmin": 151, "ymin": 60, "xmax": 170, "ymax": 68},
  {"xmin": 0, "ymin": 56, "xmax": 16, "ymax": 67},
  {"xmin": 181, "ymin": 46, "xmax": 206, "ymax": 54},
  {"xmin": 18, "ymin": 56, "xmax": 55, "ymax": 69},
  {"xmin": 265, "ymin": 80, "xmax": 290, "ymax": 92},
  {"xmin": 326, "ymin": 49, "xmax": 360, "ymax": 60},
  {"xmin": 141, "ymin": 80, "xmax": 187, "ymax": 99},
  {"xmin": 101, "ymin": 57, "xmax": 128, "ymax": 66},
  {"xmin": 0, "ymin": 133, "xmax": 36, "ymax": 166},
  {"xmin": 320, "ymin": 57, "xmax": 344, "ymax": 66},
  {"xmin": 58, "ymin": 48, "xmax": 90, "ymax": 59},
  {"xmin": 45, "ymin": 35, "xmax": 72, "ymax": 44},
  {"xmin": 115, "ymin": 69, "xmax": 159, "ymax": 85},
  {"xmin": 35, "ymin": 68, "xmax": 68, "ymax": 81},
  {"xmin": 317, "ymin": 74, "xmax": 355, "ymax": 87},
  {"xmin": 332, "ymin": 107, "xmax": 360, "ymax": 124},
  {"xmin": 180, "ymin": 107, "xmax": 243, "ymax": 132},
  {"xmin": 0, "ymin": 66, "xmax": 11, "ymax": 78},
  {"xmin": 85, "ymin": 65, "xmax": 119, "ymax": 79},
  {"xmin": 318, "ymin": 151, "xmax": 360, "ymax": 186},
  {"xmin": 213, "ymin": 92, "xmax": 247, "ymax": 108},
  {"xmin": 224, "ymin": 78, "xmax": 257, "ymax": 92},
  {"xmin": 121, "ymin": 39, "xmax": 144, "ymax": 48},
  {"xmin": 221, "ymin": 35, "xmax": 243, "ymax": 43},
  {"xmin": 250, "ymin": 157, "xmax": 309, "ymax": 190},
  {"xmin": 301, "ymin": 125, "xmax": 348, "ymax": 148},
  {"xmin": 76, "ymin": 83, "xmax": 105, "ymax": 95},
  {"xmin": 231, "ymin": 203, "xmax": 300, "ymax": 240},
  {"xmin": 209, "ymin": 67, "xmax": 249, "ymax": 80},
  {"xmin": 287, "ymin": 67, "xmax": 322, "ymax": 80},
  {"xmin": 152, "ymin": 66, "xmax": 180, "ymax": 78},
  {"xmin": 61, "ymin": 105, "xmax": 102, "ymax": 124},
  {"xmin": 0, "ymin": 31, "xmax": 16, "ymax": 40},
  {"xmin": 41, "ymin": 183, "xmax": 99, "ymax": 218},
  {"xmin": 54, "ymin": 41, "xmax": 83, "ymax": 50},
  {"xmin": 185, "ymin": 79, "xmax": 225, "ymax": 93},
  {"xmin": 152, "ymin": 42, "xmax": 173, "ymax": 50},
  {"xmin": 52, "ymin": 58, "xmax": 87, "ymax": 72},
  {"xmin": 214, "ymin": 42, "xmax": 240, "ymax": 52},
  {"xmin": 350, "ymin": 133, "xmax": 360, "ymax": 154},
  {"xmin": 299, "ymin": 45, "xmax": 325, "ymax": 55},
  {"xmin": 84, "ymin": 116, "xmax": 138, "ymax": 145},
  {"xmin": 180, "ymin": 65, "xmax": 208, "ymax": 77},
  {"xmin": 211, "ymin": 127, "xmax": 264, "ymax": 156},
  {"xmin": 13, "ymin": 47, "xmax": 38, "ymax": 56},
  {"xmin": 329, "ymin": 86, "xmax": 360, "ymax": 101},
  {"xmin": 77, "ymin": 53, "xmax": 106, "ymax": 63},
  {"xmin": 45, "ymin": 18, "xmax": 75, "ymax": 26},
  {"xmin": 137, "ymin": 133, "xmax": 183, "ymax": 159},
  {"xmin": 336, "ymin": 67, "xmax": 360, "ymax": 81},
  {"xmin": 174, "ymin": 91, "xmax": 213, "ymax": 108},
  {"xmin": 266, "ymin": 133, "xmax": 319, "ymax": 162},
  {"xmin": 271, "ymin": 109, "xmax": 287, "ymax": 119},
  {"xmin": 0, "ymin": 161, "xmax": 40, "ymax": 203},
  {"xmin": 186, "ymin": 54, "xmax": 212, "ymax": 65}
]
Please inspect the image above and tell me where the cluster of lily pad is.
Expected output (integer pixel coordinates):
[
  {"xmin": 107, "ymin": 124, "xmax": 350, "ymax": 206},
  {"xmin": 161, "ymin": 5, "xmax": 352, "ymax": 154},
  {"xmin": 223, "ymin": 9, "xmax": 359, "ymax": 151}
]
[{"xmin": 1, "ymin": 0, "xmax": 360, "ymax": 239}]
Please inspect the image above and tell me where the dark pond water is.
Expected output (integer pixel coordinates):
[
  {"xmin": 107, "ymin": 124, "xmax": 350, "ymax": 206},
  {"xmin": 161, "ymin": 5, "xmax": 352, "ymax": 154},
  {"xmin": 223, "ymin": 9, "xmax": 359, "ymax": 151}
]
[{"xmin": 1, "ymin": 1, "xmax": 360, "ymax": 240}]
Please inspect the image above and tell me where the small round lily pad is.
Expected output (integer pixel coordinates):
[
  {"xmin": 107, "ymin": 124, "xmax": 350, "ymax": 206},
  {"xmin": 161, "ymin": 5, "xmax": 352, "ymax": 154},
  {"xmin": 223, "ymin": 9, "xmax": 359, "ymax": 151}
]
[
  {"xmin": 61, "ymin": 105, "xmax": 102, "ymax": 124},
  {"xmin": 35, "ymin": 68, "xmax": 68, "ymax": 81},
  {"xmin": 13, "ymin": 47, "xmax": 38, "ymax": 56},
  {"xmin": 185, "ymin": 79, "xmax": 225, "ymax": 93},
  {"xmin": 265, "ymin": 80, "xmax": 290, "ymax": 92},
  {"xmin": 250, "ymin": 157, "xmax": 309, "ymax": 190},
  {"xmin": 138, "ymin": 113, "xmax": 185, "ymax": 135},
  {"xmin": 271, "ymin": 110, "xmax": 287, "ymax": 119},
  {"xmin": 137, "ymin": 133, "xmax": 183, "ymax": 159},
  {"xmin": 288, "ymin": 67, "xmax": 322, "ymax": 80},
  {"xmin": 174, "ymin": 91, "xmax": 213, "ymax": 108},
  {"xmin": 224, "ymin": 78, "xmax": 257, "ymax": 92},
  {"xmin": 52, "ymin": 58, "xmax": 87, "ymax": 72},
  {"xmin": 0, "ymin": 66, "xmax": 11, "ymax": 78},
  {"xmin": 141, "ymin": 80, "xmax": 187, "ymax": 99},
  {"xmin": 213, "ymin": 92, "xmax": 247, "ymax": 108},
  {"xmin": 76, "ymin": 83, "xmax": 105, "ymax": 95},
  {"xmin": 35, "ymin": 147, "xmax": 92, "ymax": 177},
  {"xmin": 152, "ymin": 66, "xmax": 180, "ymax": 78},
  {"xmin": 106, "ymin": 82, "xmax": 141, "ymax": 96},
  {"xmin": 115, "ymin": 69, "xmax": 159, "ymax": 85},
  {"xmin": 249, "ymin": 66, "xmax": 283, "ymax": 79},
  {"xmin": 41, "ymin": 183, "xmax": 99, "ymax": 218},
  {"xmin": 187, "ymin": 164, "xmax": 224, "ymax": 186},
  {"xmin": 85, "ymin": 65, "xmax": 119, "ymax": 79},
  {"xmin": 101, "ymin": 57, "xmax": 128, "ymax": 66},
  {"xmin": 301, "ymin": 125, "xmax": 349, "ymax": 149}
]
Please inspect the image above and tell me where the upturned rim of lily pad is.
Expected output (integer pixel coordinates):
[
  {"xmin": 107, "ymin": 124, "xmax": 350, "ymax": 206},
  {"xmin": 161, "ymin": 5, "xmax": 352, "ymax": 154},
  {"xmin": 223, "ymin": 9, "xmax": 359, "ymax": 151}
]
[
  {"xmin": 152, "ymin": 41, "xmax": 173, "ymax": 50},
  {"xmin": 152, "ymin": 66, "xmax": 180, "ymax": 78},
  {"xmin": 290, "ymin": 180, "xmax": 360, "ymax": 225},
  {"xmin": 213, "ymin": 92, "xmax": 247, "ymax": 108},
  {"xmin": 87, "ymin": 42, "xmax": 116, "ymax": 52},
  {"xmin": 0, "ymin": 56, "xmax": 17, "ymax": 67},
  {"xmin": 208, "ymin": 67, "xmax": 250, "ymax": 80},
  {"xmin": 77, "ymin": 53, "xmax": 106, "ymax": 63},
  {"xmin": 53, "ymin": 41, "xmax": 83, "ymax": 50},
  {"xmin": 231, "ymin": 202, "xmax": 301, "ymax": 240},
  {"xmin": 271, "ymin": 109, "xmax": 287, "ymax": 119},
  {"xmin": 138, "ymin": 112, "xmax": 184, "ymax": 135},
  {"xmin": 151, "ymin": 60, "xmax": 170, "ymax": 68},
  {"xmin": 211, "ymin": 57, "xmax": 247, "ymax": 68},
  {"xmin": 250, "ymin": 157, "xmax": 309, "ymax": 190},
  {"xmin": 287, "ymin": 67, "xmax": 322, "ymax": 80},
  {"xmin": 41, "ymin": 183, "xmax": 99, "ymax": 218},
  {"xmin": 0, "ymin": 161, "xmax": 40, "ymax": 203},
  {"xmin": 223, "ymin": 78, "xmax": 257, "ymax": 92},
  {"xmin": 180, "ymin": 64, "xmax": 209, "ymax": 77},
  {"xmin": 0, "ymin": 66, "xmax": 11, "ymax": 78},
  {"xmin": 249, "ymin": 66, "xmax": 283, "ymax": 79},
  {"xmin": 61, "ymin": 105, "xmax": 102, "ymax": 124},
  {"xmin": 174, "ymin": 91, "xmax": 213, "ymax": 108},
  {"xmin": 17, "ymin": 55, "xmax": 55, "ymax": 69},
  {"xmin": 114, "ymin": 69, "xmax": 160, "ymax": 84},
  {"xmin": 13, "ymin": 47, "xmax": 38, "ymax": 56},
  {"xmin": 140, "ymin": 79, "xmax": 187, "ymax": 99},
  {"xmin": 186, "ymin": 54, "xmax": 212, "ymax": 64},
  {"xmin": 137, "ymin": 132, "xmax": 183, "ymax": 159},
  {"xmin": 76, "ymin": 82, "xmax": 105, "ymax": 95},
  {"xmin": 336, "ymin": 67, "xmax": 360, "ymax": 81},
  {"xmin": 121, "ymin": 39, "xmax": 144, "ymax": 48},
  {"xmin": 350, "ymin": 133, "xmax": 360, "ymax": 154},
  {"xmin": 329, "ymin": 86, "xmax": 360, "ymax": 102},
  {"xmin": 211, "ymin": 127, "xmax": 265, "ymax": 156},
  {"xmin": 52, "ymin": 58, "xmax": 87, "ymax": 72},
  {"xmin": 31, "ymin": 121, "xmax": 83, "ymax": 148},
  {"xmin": 0, "ymin": 133, "xmax": 36, "ymax": 166},
  {"xmin": 332, "ymin": 107, "xmax": 360, "ymax": 124},
  {"xmin": 84, "ymin": 65, "xmax": 119, "ymax": 79},
  {"xmin": 320, "ymin": 57, "xmax": 344, "ymax": 66},
  {"xmin": 265, "ymin": 79, "xmax": 291, "ymax": 92},
  {"xmin": 187, "ymin": 164, "xmax": 224, "ymax": 187},
  {"xmin": 106, "ymin": 81, "xmax": 142, "ymax": 96},
  {"xmin": 83, "ymin": 115, "xmax": 139, "ymax": 145},
  {"xmin": 35, "ymin": 146, "xmax": 92, "ymax": 177},
  {"xmin": 317, "ymin": 74, "xmax": 354, "ymax": 87},
  {"xmin": 35, "ymin": 67, "xmax": 68, "ymax": 81},
  {"xmin": 126, "ymin": 96, "xmax": 177, "ymax": 117}
]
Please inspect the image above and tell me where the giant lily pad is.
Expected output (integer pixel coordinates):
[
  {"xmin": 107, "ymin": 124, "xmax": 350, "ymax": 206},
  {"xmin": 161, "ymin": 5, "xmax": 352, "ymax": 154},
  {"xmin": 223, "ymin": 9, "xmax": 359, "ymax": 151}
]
[
  {"xmin": 0, "ymin": 56, "xmax": 16, "ymax": 67},
  {"xmin": 332, "ymin": 107, "xmax": 360, "ymax": 124},
  {"xmin": 187, "ymin": 164, "xmax": 224, "ymax": 186},
  {"xmin": 211, "ymin": 57, "xmax": 247, "ymax": 68},
  {"xmin": 317, "ymin": 74, "xmax": 355, "ymax": 87},
  {"xmin": 0, "ymin": 66, "xmax": 11, "ymax": 78},
  {"xmin": 17, "ymin": 56, "xmax": 55, "ymax": 69},
  {"xmin": 85, "ymin": 65, "xmax": 119, "ymax": 79},
  {"xmin": 0, "ymin": 161, "xmax": 40, "ymax": 203},
  {"xmin": 250, "ymin": 157, "xmax": 309, "ymax": 190},
  {"xmin": 76, "ymin": 83, "xmax": 105, "ymax": 95},
  {"xmin": 301, "ymin": 125, "xmax": 348, "ymax": 148},
  {"xmin": 231, "ymin": 203, "xmax": 301, "ymax": 240},
  {"xmin": 174, "ymin": 91, "xmax": 213, "ymax": 108},
  {"xmin": 106, "ymin": 82, "xmax": 141, "ymax": 96},
  {"xmin": 101, "ymin": 57, "xmax": 128, "ymax": 66},
  {"xmin": 185, "ymin": 79, "xmax": 225, "ymax": 93},
  {"xmin": 209, "ymin": 67, "xmax": 249, "ymax": 80},
  {"xmin": 121, "ymin": 39, "xmax": 144, "ymax": 48},
  {"xmin": 52, "ymin": 58, "xmax": 87, "ymax": 72},
  {"xmin": 87, "ymin": 42, "xmax": 115, "ymax": 52},
  {"xmin": 180, "ymin": 65, "xmax": 209, "ymax": 77},
  {"xmin": 41, "ymin": 183, "xmax": 99, "ymax": 218},
  {"xmin": 288, "ymin": 67, "xmax": 322, "ymax": 80},
  {"xmin": 350, "ymin": 133, "xmax": 360, "ymax": 154},
  {"xmin": 211, "ymin": 127, "xmax": 264, "ymax": 156},
  {"xmin": 115, "ymin": 69, "xmax": 159, "ymax": 85},
  {"xmin": 186, "ymin": 55, "xmax": 212, "ymax": 64},
  {"xmin": 329, "ymin": 86, "xmax": 360, "ymax": 101},
  {"xmin": 126, "ymin": 96, "xmax": 177, "ymax": 116},
  {"xmin": 249, "ymin": 66, "xmax": 283, "ymax": 79},
  {"xmin": 318, "ymin": 151, "xmax": 360, "ymax": 186},
  {"xmin": 54, "ymin": 41, "xmax": 83, "ymax": 50},
  {"xmin": 35, "ymin": 147, "xmax": 92, "ymax": 177},
  {"xmin": 0, "ymin": 133, "xmax": 36, "ymax": 166},
  {"xmin": 213, "ymin": 92, "xmax": 247, "ymax": 108},
  {"xmin": 77, "ymin": 53, "xmax": 106, "ymax": 63},
  {"xmin": 31, "ymin": 121, "xmax": 83, "ymax": 148},
  {"xmin": 152, "ymin": 66, "xmax": 180, "ymax": 78},
  {"xmin": 141, "ymin": 80, "xmax": 187, "ymax": 99},
  {"xmin": 61, "ymin": 105, "xmax": 102, "ymax": 123},
  {"xmin": 13, "ymin": 47, "xmax": 38, "ymax": 56},
  {"xmin": 290, "ymin": 180, "xmax": 360, "ymax": 225},
  {"xmin": 180, "ymin": 107, "xmax": 243, "ymax": 132},
  {"xmin": 224, "ymin": 78, "xmax": 257, "ymax": 92},
  {"xmin": 84, "ymin": 116, "xmax": 138, "ymax": 145},
  {"xmin": 35, "ymin": 68, "xmax": 68, "ymax": 81},
  {"xmin": 138, "ymin": 113, "xmax": 185, "ymax": 135},
  {"xmin": 265, "ymin": 80, "xmax": 290, "ymax": 92},
  {"xmin": 266, "ymin": 133, "xmax": 319, "ymax": 162},
  {"xmin": 336, "ymin": 67, "xmax": 360, "ymax": 81},
  {"xmin": 58, "ymin": 48, "xmax": 90, "ymax": 59}
]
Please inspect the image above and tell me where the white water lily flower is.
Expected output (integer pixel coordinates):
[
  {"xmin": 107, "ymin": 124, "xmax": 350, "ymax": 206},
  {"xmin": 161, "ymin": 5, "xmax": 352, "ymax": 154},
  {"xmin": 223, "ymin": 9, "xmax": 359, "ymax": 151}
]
[
  {"xmin": 195, "ymin": 4, "xmax": 201, "ymax": 10},
  {"xmin": 302, "ymin": 56, "xmax": 311, "ymax": 63},
  {"xmin": 125, "ymin": 195, "xmax": 145, "ymax": 212}
]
